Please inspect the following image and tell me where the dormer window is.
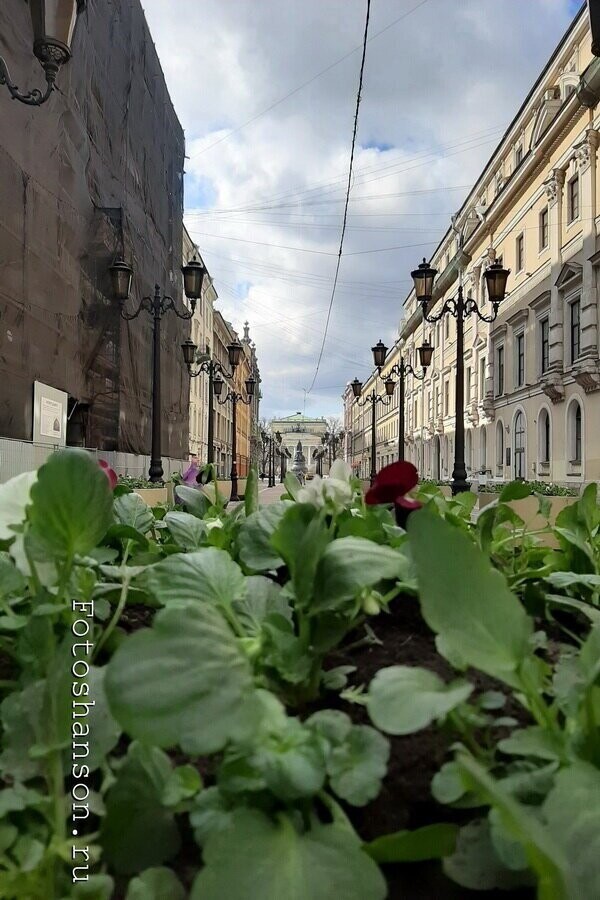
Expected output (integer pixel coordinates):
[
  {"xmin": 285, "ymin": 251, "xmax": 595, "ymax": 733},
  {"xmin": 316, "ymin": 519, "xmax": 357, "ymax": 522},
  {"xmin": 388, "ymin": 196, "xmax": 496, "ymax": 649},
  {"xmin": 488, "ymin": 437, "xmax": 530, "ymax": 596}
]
[{"xmin": 515, "ymin": 143, "xmax": 523, "ymax": 168}]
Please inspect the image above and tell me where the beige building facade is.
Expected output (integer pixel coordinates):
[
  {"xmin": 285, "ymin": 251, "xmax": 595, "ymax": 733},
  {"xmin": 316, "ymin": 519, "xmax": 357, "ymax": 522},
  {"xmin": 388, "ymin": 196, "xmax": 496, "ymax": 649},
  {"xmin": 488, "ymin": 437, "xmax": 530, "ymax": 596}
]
[
  {"xmin": 346, "ymin": 8, "xmax": 600, "ymax": 490},
  {"xmin": 184, "ymin": 227, "xmax": 215, "ymax": 462}
]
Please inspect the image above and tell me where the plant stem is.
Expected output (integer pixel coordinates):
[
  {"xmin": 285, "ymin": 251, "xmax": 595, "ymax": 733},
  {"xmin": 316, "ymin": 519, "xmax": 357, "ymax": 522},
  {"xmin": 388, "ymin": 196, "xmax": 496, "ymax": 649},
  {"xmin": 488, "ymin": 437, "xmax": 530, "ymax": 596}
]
[{"xmin": 92, "ymin": 541, "xmax": 132, "ymax": 661}]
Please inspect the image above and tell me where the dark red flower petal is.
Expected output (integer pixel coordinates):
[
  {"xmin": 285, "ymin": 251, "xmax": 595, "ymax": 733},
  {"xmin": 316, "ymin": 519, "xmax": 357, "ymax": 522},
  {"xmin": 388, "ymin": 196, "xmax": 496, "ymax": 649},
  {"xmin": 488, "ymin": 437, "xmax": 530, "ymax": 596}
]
[
  {"xmin": 98, "ymin": 459, "xmax": 118, "ymax": 491},
  {"xmin": 365, "ymin": 483, "xmax": 398, "ymax": 505},
  {"xmin": 373, "ymin": 461, "xmax": 419, "ymax": 493}
]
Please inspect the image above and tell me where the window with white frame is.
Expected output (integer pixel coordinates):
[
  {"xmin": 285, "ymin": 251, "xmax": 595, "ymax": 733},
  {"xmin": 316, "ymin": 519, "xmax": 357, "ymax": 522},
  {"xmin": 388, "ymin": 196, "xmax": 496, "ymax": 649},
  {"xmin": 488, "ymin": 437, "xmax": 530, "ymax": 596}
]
[
  {"xmin": 514, "ymin": 142, "xmax": 523, "ymax": 168},
  {"xmin": 479, "ymin": 356, "xmax": 486, "ymax": 399},
  {"xmin": 515, "ymin": 331, "xmax": 525, "ymax": 387},
  {"xmin": 567, "ymin": 175, "xmax": 579, "ymax": 223},
  {"xmin": 569, "ymin": 297, "xmax": 581, "ymax": 363},
  {"xmin": 539, "ymin": 206, "xmax": 549, "ymax": 251},
  {"xmin": 516, "ymin": 233, "xmax": 524, "ymax": 272},
  {"xmin": 444, "ymin": 380, "xmax": 449, "ymax": 416},
  {"xmin": 568, "ymin": 401, "xmax": 582, "ymax": 463},
  {"xmin": 539, "ymin": 408, "xmax": 551, "ymax": 464},
  {"xmin": 540, "ymin": 317, "xmax": 549, "ymax": 374},
  {"xmin": 514, "ymin": 411, "xmax": 526, "ymax": 479},
  {"xmin": 465, "ymin": 366, "xmax": 471, "ymax": 403},
  {"xmin": 496, "ymin": 421, "xmax": 504, "ymax": 474},
  {"xmin": 495, "ymin": 345, "xmax": 505, "ymax": 396}
]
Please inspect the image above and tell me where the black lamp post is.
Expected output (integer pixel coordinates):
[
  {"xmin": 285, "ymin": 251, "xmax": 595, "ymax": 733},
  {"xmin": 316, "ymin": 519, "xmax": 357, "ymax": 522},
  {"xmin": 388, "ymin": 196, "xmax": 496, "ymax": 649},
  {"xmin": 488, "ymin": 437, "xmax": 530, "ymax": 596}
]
[
  {"xmin": 109, "ymin": 256, "xmax": 204, "ymax": 483},
  {"xmin": 213, "ymin": 373, "xmax": 256, "ymax": 502},
  {"xmin": 411, "ymin": 258, "xmax": 509, "ymax": 494},
  {"xmin": 0, "ymin": 1, "xmax": 84, "ymax": 106},
  {"xmin": 350, "ymin": 375, "xmax": 396, "ymax": 485},
  {"xmin": 260, "ymin": 430, "xmax": 280, "ymax": 488},
  {"xmin": 182, "ymin": 335, "xmax": 242, "ymax": 467},
  {"xmin": 371, "ymin": 338, "xmax": 434, "ymax": 462}
]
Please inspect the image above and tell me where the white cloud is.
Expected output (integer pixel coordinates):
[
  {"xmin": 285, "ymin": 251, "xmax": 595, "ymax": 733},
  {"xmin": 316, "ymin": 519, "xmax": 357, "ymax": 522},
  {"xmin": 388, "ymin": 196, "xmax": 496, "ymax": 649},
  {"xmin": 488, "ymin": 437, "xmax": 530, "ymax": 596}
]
[{"xmin": 141, "ymin": 0, "xmax": 576, "ymax": 418}]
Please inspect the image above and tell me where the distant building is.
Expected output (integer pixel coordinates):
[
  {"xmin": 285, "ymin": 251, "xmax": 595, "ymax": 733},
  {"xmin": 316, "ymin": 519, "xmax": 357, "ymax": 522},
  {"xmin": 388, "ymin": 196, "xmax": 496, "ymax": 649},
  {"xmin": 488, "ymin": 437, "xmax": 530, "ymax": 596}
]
[
  {"xmin": 271, "ymin": 413, "xmax": 329, "ymax": 474},
  {"xmin": 184, "ymin": 227, "xmax": 215, "ymax": 463}
]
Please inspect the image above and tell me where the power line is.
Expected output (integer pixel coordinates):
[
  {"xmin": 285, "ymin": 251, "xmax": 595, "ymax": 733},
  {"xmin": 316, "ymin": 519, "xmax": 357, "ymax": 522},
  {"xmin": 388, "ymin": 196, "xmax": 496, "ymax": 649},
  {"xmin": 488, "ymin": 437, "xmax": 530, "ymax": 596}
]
[
  {"xmin": 306, "ymin": 0, "xmax": 372, "ymax": 396},
  {"xmin": 189, "ymin": 0, "xmax": 432, "ymax": 160}
]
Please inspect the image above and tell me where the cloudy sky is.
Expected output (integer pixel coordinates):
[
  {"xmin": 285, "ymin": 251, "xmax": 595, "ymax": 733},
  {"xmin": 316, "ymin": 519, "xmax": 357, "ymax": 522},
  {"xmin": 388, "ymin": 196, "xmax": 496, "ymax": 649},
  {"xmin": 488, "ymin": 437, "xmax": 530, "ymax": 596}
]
[{"xmin": 142, "ymin": 0, "xmax": 582, "ymax": 420}]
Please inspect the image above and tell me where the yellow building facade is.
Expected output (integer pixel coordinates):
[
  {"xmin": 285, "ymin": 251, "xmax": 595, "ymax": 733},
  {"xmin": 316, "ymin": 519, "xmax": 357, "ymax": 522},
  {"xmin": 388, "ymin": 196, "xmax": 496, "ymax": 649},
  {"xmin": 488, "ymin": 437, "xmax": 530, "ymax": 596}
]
[{"xmin": 347, "ymin": 8, "xmax": 600, "ymax": 489}]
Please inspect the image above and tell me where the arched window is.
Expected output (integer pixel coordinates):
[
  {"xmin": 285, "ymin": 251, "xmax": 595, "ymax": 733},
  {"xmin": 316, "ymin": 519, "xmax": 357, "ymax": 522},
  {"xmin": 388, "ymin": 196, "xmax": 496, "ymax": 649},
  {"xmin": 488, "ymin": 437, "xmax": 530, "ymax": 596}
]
[
  {"xmin": 568, "ymin": 401, "xmax": 582, "ymax": 463},
  {"xmin": 480, "ymin": 426, "xmax": 487, "ymax": 473},
  {"xmin": 514, "ymin": 411, "xmax": 526, "ymax": 479},
  {"xmin": 496, "ymin": 421, "xmax": 504, "ymax": 476},
  {"xmin": 539, "ymin": 409, "xmax": 551, "ymax": 464}
]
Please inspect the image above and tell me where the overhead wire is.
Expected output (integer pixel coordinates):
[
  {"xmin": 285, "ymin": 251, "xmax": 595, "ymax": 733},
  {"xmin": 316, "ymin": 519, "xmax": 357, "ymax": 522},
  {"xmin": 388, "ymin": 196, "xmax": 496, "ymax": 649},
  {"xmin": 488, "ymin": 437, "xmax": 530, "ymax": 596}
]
[
  {"xmin": 189, "ymin": 0, "xmax": 433, "ymax": 159},
  {"xmin": 306, "ymin": 0, "xmax": 372, "ymax": 395}
]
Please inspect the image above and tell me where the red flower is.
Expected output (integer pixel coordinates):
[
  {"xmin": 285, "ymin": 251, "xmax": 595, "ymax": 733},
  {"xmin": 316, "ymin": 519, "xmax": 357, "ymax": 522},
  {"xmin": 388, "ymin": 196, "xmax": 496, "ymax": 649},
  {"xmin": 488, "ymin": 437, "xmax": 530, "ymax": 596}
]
[
  {"xmin": 99, "ymin": 459, "xmax": 118, "ymax": 491},
  {"xmin": 365, "ymin": 461, "xmax": 421, "ymax": 527}
]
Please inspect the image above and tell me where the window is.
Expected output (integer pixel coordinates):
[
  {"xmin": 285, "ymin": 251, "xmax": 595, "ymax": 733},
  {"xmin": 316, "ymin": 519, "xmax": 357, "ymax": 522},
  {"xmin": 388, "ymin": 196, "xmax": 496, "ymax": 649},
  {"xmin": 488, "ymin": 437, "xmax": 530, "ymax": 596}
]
[
  {"xmin": 515, "ymin": 332, "xmax": 525, "ymax": 387},
  {"xmin": 540, "ymin": 317, "xmax": 549, "ymax": 374},
  {"xmin": 570, "ymin": 402, "xmax": 582, "ymax": 463},
  {"xmin": 496, "ymin": 422, "xmax": 504, "ymax": 474},
  {"xmin": 479, "ymin": 356, "xmax": 486, "ymax": 398},
  {"xmin": 539, "ymin": 207, "xmax": 549, "ymax": 250},
  {"xmin": 465, "ymin": 366, "xmax": 471, "ymax": 403},
  {"xmin": 495, "ymin": 346, "xmax": 504, "ymax": 396},
  {"xmin": 567, "ymin": 175, "xmax": 579, "ymax": 223},
  {"xmin": 445, "ymin": 315, "xmax": 450, "ymax": 339},
  {"xmin": 413, "ymin": 400, "xmax": 418, "ymax": 428},
  {"xmin": 515, "ymin": 143, "xmax": 523, "ymax": 167},
  {"xmin": 435, "ymin": 386, "xmax": 439, "ymax": 416},
  {"xmin": 516, "ymin": 233, "xmax": 524, "ymax": 272},
  {"xmin": 539, "ymin": 409, "xmax": 551, "ymax": 463},
  {"xmin": 444, "ymin": 380, "xmax": 449, "ymax": 416},
  {"xmin": 570, "ymin": 298, "xmax": 581, "ymax": 362},
  {"xmin": 514, "ymin": 411, "xmax": 525, "ymax": 479}
]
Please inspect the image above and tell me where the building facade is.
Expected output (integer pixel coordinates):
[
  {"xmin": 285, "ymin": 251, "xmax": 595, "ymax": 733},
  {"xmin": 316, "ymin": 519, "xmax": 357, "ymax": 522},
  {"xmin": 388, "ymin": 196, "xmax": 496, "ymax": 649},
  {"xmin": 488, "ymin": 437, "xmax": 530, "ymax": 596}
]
[
  {"xmin": 0, "ymin": 0, "xmax": 189, "ymax": 458},
  {"xmin": 271, "ymin": 413, "xmax": 329, "ymax": 474},
  {"xmin": 184, "ymin": 227, "xmax": 215, "ymax": 462},
  {"xmin": 347, "ymin": 7, "xmax": 600, "ymax": 490}
]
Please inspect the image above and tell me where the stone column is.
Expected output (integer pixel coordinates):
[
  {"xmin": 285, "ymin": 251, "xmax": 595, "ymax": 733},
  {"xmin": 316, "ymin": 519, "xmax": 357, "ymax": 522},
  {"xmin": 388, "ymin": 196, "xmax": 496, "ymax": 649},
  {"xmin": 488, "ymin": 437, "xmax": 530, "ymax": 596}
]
[
  {"xmin": 541, "ymin": 168, "xmax": 566, "ymax": 402},
  {"xmin": 574, "ymin": 129, "xmax": 600, "ymax": 391}
]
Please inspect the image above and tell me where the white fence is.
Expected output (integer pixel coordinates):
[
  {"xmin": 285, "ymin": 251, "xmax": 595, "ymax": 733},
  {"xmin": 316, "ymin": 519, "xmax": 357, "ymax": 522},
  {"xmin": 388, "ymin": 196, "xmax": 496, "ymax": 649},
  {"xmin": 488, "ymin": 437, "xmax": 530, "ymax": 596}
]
[{"xmin": 0, "ymin": 437, "xmax": 187, "ymax": 484}]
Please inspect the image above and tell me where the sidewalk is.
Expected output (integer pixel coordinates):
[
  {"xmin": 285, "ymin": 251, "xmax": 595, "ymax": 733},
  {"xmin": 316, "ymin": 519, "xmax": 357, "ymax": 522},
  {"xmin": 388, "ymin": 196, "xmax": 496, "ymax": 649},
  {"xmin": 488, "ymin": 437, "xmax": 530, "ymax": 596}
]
[{"xmin": 256, "ymin": 482, "xmax": 287, "ymax": 504}]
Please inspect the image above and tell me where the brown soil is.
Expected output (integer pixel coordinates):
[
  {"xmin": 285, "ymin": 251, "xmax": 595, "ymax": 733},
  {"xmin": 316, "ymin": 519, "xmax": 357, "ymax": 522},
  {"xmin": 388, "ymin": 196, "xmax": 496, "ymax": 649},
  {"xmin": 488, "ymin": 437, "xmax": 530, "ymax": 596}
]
[{"xmin": 326, "ymin": 596, "xmax": 535, "ymax": 898}]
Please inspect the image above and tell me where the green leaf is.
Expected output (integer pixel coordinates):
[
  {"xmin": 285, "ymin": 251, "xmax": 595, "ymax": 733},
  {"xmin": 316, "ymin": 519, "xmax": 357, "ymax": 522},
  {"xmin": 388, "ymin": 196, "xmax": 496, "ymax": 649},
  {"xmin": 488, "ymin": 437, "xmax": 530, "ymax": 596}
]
[
  {"xmin": 500, "ymin": 481, "xmax": 532, "ymax": 501},
  {"xmin": 327, "ymin": 725, "xmax": 389, "ymax": 806},
  {"xmin": 246, "ymin": 717, "xmax": 326, "ymax": 801},
  {"xmin": 237, "ymin": 503, "xmax": 287, "ymax": 571},
  {"xmin": 312, "ymin": 537, "xmax": 410, "ymax": 613},
  {"xmin": 12, "ymin": 835, "xmax": 45, "ymax": 871},
  {"xmin": 106, "ymin": 603, "xmax": 258, "ymax": 754},
  {"xmin": 0, "ymin": 552, "xmax": 26, "ymax": 597},
  {"xmin": 543, "ymin": 762, "xmax": 600, "ymax": 898},
  {"xmin": 284, "ymin": 471, "xmax": 302, "ymax": 500},
  {"xmin": 164, "ymin": 511, "xmax": 207, "ymax": 550},
  {"xmin": 84, "ymin": 666, "xmax": 122, "ymax": 771},
  {"xmin": 189, "ymin": 787, "xmax": 234, "ymax": 846},
  {"xmin": 161, "ymin": 765, "xmax": 203, "ymax": 806},
  {"xmin": 498, "ymin": 726, "xmax": 564, "ymax": 762},
  {"xmin": 232, "ymin": 575, "xmax": 292, "ymax": 635},
  {"xmin": 244, "ymin": 467, "xmax": 259, "ymax": 517},
  {"xmin": 455, "ymin": 754, "xmax": 569, "ymax": 898},
  {"xmin": 144, "ymin": 548, "xmax": 246, "ymax": 610},
  {"xmin": 174, "ymin": 484, "xmax": 211, "ymax": 517},
  {"xmin": 431, "ymin": 761, "xmax": 482, "ymax": 808},
  {"xmin": 0, "ymin": 681, "xmax": 45, "ymax": 780},
  {"xmin": 443, "ymin": 819, "xmax": 533, "ymax": 890},
  {"xmin": 114, "ymin": 493, "xmax": 154, "ymax": 534},
  {"xmin": 365, "ymin": 823, "xmax": 458, "ymax": 863},
  {"xmin": 28, "ymin": 449, "xmax": 113, "ymax": 559},
  {"xmin": 368, "ymin": 665, "xmax": 473, "ymax": 735},
  {"xmin": 101, "ymin": 743, "xmax": 180, "ymax": 875},
  {"xmin": 125, "ymin": 867, "xmax": 185, "ymax": 900},
  {"xmin": 68, "ymin": 875, "xmax": 115, "ymax": 899},
  {"xmin": 408, "ymin": 511, "xmax": 532, "ymax": 686},
  {"xmin": 190, "ymin": 809, "xmax": 387, "ymax": 900},
  {"xmin": 272, "ymin": 504, "xmax": 331, "ymax": 608},
  {"xmin": 545, "ymin": 571, "xmax": 600, "ymax": 591}
]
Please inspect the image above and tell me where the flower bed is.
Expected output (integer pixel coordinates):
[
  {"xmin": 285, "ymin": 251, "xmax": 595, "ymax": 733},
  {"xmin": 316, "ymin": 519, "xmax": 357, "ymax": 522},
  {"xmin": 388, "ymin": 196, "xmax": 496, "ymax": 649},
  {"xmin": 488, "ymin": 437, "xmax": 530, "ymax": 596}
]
[{"xmin": 0, "ymin": 452, "xmax": 598, "ymax": 898}]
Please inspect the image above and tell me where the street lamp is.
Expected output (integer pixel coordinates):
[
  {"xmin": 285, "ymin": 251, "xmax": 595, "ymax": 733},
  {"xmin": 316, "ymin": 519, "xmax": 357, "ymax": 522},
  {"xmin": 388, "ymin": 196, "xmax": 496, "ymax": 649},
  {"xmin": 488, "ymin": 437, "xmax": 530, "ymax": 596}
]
[
  {"xmin": 372, "ymin": 337, "xmax": 434, "ymax": 462},
  {"xmin": 0, "ymin": 1, "xmax": 84, "ymax": 106},
  {"xmin": 181, "ymin": 336, "xmax": 241, "ymax": 467},
  {"xmin": 109, "ymin": 256, "xmax": 203, "ymax": 483},
  {"xmin": 411, "ymin": 258, "xmax": 509, "ymax": 494},
  {"xmin": 261, "ymin": 430, "xmax": 280, "ymax": 487},
  {"xmin": 350, "ymin": 374, "xmax": 396, "ymax": 485},
  {"xmin": 213, "ymin": 374, "xmax": 256, "ymax": 502}
]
